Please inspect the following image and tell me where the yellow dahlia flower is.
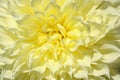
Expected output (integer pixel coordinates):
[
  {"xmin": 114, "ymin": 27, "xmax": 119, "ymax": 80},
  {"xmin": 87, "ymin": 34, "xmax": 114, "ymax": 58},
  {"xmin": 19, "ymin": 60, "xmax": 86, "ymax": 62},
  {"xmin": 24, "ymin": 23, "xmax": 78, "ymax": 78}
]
[{"xmin": 0, "ymin": 0, "xmax": 120, "ymax": 80}]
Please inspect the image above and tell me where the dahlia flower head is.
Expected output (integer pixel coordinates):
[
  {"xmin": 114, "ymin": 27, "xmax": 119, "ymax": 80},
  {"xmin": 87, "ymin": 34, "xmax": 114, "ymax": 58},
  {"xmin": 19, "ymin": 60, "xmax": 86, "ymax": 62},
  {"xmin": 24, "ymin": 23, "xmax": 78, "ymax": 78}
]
[{"xmin": 0, "ymin": 0, "xmax": 120, "ymax": 80}]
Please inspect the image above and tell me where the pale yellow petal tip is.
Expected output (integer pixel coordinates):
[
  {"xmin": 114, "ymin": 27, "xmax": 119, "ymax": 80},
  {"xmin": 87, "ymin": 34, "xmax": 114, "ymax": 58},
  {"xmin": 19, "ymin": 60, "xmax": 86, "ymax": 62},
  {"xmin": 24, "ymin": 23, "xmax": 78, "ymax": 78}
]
[{"xmin": 0, "ymin": 0, "xmax": 120, "ymax": 80}]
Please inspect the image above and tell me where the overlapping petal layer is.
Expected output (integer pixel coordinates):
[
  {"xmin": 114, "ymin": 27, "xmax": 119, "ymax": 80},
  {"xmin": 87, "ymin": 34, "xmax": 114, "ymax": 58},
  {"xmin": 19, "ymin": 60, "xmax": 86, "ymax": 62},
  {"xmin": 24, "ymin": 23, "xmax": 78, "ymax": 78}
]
[{"xmin": 0, "ymin": 0, "xmax": 120, "ymax": 80}]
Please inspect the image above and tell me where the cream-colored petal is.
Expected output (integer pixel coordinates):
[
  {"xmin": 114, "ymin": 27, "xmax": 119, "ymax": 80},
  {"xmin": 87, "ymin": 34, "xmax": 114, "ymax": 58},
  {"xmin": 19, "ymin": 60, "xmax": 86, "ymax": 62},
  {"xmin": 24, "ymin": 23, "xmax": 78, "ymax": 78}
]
[{"xmin": 92, "ymin": 65, "xmax": 110, "ymax": 77}]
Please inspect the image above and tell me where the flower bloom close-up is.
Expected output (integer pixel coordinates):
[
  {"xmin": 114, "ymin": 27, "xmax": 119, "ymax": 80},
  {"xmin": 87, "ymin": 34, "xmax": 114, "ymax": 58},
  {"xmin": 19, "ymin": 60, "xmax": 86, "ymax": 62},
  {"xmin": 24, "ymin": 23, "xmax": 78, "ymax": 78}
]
[{"xmin": 0, "ymin": 0, "xmax": 120, "ymax": 80}]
